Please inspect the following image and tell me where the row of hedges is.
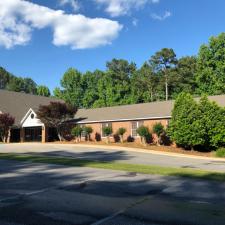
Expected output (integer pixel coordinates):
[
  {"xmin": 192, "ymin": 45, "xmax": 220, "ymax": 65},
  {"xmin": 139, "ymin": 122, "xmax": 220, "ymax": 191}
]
[{"xmin": 71, "ymin": 123, "xmax": 170, "ymax": 146}]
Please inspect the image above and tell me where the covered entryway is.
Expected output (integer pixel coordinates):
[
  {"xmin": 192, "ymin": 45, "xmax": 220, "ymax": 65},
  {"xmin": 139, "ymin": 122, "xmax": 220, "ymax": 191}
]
[
  {"xmin": 24, "ymin": 127, "xmax": 42, "ymax": 142},
  {"xmin": 20, "ymin": 108, "xmax": 48, "ymax": 143}
]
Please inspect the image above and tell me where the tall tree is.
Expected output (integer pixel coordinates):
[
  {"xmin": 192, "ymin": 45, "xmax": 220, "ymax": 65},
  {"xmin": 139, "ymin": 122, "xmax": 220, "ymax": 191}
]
[
  {"xmin": 58, "ymin": 68, "xmax": 84, "ymax": 107},
  {"xmin": 82, "ymin": 70, "xmax": 103, "ymax": 108},
  {"xmin": 170, "ymin": 56, "xmax": 198, "ymax": 98},
  {"xmin": 196, "ymin": 33, "xmax": 225, "ymax": 95},
  {"xmin": 0, "ymin": 67, "xmax": 12, "ymax": 89},
  {"xmin": 23, "ymin": 78, "xmax": 37, "ymax": 94},
  {"xmin": 150, "ymin": 48, "xmax": 177, "ymax": 100},
  {"xmin": 37, "ymin": 85, "xmax": 51, "ymax": 97},
  {"xmin": 106, "ymin": 59, "xmax": 136, "ymax": 106},
  {"xmin": 7, "ymin": 77, "xmax": 37, "ymax": 94}
]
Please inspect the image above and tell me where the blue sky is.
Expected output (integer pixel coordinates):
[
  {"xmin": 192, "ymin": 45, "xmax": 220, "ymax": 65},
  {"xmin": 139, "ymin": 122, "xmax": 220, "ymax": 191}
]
[{"xmin": 0, "ymin": 0, "xmax": 225, "ymax": 92}]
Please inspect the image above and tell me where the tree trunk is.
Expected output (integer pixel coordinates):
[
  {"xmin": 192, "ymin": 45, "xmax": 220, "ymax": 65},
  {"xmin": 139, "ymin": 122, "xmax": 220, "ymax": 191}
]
[
  {"xmin": 120, "ymin": 135, "xmax": 123, "ymax": 143},
  {"xmin": 7, "ymin": 129, "xmax": 11, "ymax": 143},
  {"xmin": 106, "ymin": 136, "xmax": 110, "ymax": 144},
  {"xmin": 150, "ymin": 90, "xmax": 153, "ymax": 102},
  {"xmin": 165, "ymin": 72, "xmax": 168, "ymax": 101},
  {"xmin": 142, "ymin": 136, "xmax": 147, "ymax": 146},
  {"xmin": 3, "ymin": 130, "xmax": 8, "ymax": 143},
  {"xmin": 57, "ymin": 127, "xmax": 62, "ymax": 142}
]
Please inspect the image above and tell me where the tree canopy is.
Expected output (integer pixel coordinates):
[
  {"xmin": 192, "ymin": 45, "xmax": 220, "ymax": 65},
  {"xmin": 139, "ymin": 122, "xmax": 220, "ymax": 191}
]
[
  {"xmin": 168, "ymin": 93, "xmax": 225, "ymax": 150},
  {"xmin": 1, "ymin": 32, "xmax": 225, "ymax": 109},
  {"xmin": 36, "ymin": 102, "xmax": 77, "ymax": 141}
]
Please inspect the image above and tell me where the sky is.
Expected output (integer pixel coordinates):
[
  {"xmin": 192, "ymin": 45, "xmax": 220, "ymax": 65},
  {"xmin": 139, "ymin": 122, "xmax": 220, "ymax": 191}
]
[{"xmin": 0, "ymin": 0, "xmax": 225, "ymax": 92}]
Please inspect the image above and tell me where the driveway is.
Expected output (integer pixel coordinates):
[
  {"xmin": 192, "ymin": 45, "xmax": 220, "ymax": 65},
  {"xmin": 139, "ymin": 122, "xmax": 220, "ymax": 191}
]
[
  {"xmin": 1, "ymin": 143, "xmax": 225, "ymax": 172},
  {"xmin": 0, "ymin": 159, "xmax": 225, "ymax": 225}
]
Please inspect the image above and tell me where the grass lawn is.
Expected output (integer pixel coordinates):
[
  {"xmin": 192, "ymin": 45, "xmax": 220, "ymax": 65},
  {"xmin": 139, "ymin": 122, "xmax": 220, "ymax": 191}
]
[{"xmin": 0, "ymin": 153, "xmax": 225, "ymax": 182}]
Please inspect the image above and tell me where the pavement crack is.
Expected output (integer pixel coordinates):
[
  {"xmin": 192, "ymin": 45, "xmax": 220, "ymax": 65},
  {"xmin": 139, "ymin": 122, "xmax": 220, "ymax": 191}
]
[{"xmin": 90, "ymin": 196, "xmax": 150, "ymax": 225}]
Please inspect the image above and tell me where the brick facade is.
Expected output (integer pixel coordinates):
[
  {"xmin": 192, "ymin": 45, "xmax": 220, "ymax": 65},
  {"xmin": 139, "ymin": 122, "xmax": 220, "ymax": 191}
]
[{"xmin": 80, "ymin": 118, "xmax": 169, "ymax": 143}]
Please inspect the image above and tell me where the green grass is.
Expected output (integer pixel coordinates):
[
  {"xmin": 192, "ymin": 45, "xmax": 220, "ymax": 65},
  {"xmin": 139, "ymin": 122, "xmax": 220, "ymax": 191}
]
[
  {"xmin": 215, "ymin": 148, "xmax": 225, "ymax": 158},
  {"xmin": 0, "ymin": 153, "xmax": 225, "ymax": 182}
]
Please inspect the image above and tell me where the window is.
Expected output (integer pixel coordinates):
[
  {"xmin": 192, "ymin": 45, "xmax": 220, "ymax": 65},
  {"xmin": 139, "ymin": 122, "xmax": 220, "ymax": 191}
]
[
  {"xmin": 131, "ymin": 121, "xmax": 144, "ymax": 137},
  {"xmin": 31, "ymin": 113, "xmax": 35, "ymax": 119},
  {"xmin": 101, "ymin": 123, "xmax": 112, "ymax": 137}
]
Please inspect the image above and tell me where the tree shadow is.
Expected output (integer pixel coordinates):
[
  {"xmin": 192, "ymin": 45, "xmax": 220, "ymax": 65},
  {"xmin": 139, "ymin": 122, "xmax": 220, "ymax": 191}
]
[{"xmin": 1, "ymin": 153, "xmax": 225, "ymax": 225}]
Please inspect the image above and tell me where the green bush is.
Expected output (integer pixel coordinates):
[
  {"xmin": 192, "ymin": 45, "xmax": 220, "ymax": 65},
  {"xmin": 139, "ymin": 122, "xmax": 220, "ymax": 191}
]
[
  {"xmin": 83, "ymin": 126, "xmax": 93, "ymax": 141},
  {"xmin": 137, "ymin": 126, "xmax": 149, "ymax": 137},
  {"xmin": 167, "ymin": 92, "xmax": 203, "ymax": 149},
  {"xmin": 137, "ymin": 126, "xmax": 150, "ymax": 145},
  {"xmin": 117, "ymin": 127, "xmax": 126, "ymax": 143},
  {"xmin": 102, "ymin": 126, "xmax": 113, "ymax": 144},
  {"xmin": 103, "ymin": 126, "xmax": 113, "ymax": 137},
  {"xmin": 71, "ymin": 126, "xmax": 82, "ymax": 138},
  {"xmin": 167, "ymin": 93, "xmax": 225, "ymax": 150},
  {"xmin": 117, "ymin": 127, "xmax": 126, "ymax": 136},
  {"xmin": 153, "ymin": 123, "xmax": 165, "ymax": 145},
  {"xmin": 215, "ymin": 148, "xmax": 225, "ymax": 158},
  {"xmin": 153, "ymin": 123, "xmax": 164, "ymax": 136}
]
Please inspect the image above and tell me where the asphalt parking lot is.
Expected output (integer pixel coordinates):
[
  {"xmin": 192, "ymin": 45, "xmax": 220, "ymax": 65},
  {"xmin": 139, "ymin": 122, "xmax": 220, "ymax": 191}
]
[{"xmin": 1, "ymin": 158, "xmax": 225, "ymax": 225}]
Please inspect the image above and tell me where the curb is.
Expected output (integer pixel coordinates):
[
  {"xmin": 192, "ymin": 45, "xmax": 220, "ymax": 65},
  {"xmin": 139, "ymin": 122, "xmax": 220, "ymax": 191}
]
[{"xmin": 12, "ymin": 142, "xmax": 225, "ymax": 162}]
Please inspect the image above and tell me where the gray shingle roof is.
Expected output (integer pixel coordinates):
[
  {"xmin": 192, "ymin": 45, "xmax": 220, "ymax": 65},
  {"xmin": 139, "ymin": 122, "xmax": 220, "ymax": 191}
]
[
  {"xmin": 76, "ymin": 95, "xmax": 225, "ymax": 124},
  {"xmin": 1, "ymin": 90, "xmax": 225, "ymax": 126},
  {"xmin": 0, "ymin": 90, "xmax": 63, "ymax": 126}
]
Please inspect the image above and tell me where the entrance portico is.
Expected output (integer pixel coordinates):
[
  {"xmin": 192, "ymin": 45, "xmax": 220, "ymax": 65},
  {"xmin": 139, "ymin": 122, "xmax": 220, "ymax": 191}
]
[{"xmin": 20, "ymin": 108, "xmax": 48, "ymax": 143}]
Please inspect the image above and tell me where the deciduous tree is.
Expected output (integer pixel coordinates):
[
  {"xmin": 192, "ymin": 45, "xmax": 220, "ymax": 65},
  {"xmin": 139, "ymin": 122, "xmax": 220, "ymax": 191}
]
[
  {"xmin": 0, "ymin": 113, "xmax": 15, "ymax": 143},
  {"xmin": 36, "ymin": 102, "xmax": 77, "ymax": 141},
  {"xmin": 150, "ymin": 48, "xmax": 177, "ymax": 101}
]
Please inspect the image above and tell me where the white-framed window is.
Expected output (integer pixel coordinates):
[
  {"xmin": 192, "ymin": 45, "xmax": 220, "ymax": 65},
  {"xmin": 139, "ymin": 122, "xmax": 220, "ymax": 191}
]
[
  {"xmin": 131, "ymin": 121, "xmax": 144, "ymax": 137},
  {"xmin": 101, "ymin": 122, "xmax": 112, "ymax": 138}
]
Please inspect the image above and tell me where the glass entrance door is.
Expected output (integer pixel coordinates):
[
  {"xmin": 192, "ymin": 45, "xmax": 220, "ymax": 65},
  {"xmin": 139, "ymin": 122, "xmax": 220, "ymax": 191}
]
[{"xmin": 25, "ymin": 127, "xmax": 42, "ymax": 142}]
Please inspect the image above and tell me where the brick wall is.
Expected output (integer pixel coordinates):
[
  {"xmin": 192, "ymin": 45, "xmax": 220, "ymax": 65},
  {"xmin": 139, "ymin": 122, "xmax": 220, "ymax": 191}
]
[{"xmin": 79, "ymin": 118, "xmax": 169, "ymax": 143}]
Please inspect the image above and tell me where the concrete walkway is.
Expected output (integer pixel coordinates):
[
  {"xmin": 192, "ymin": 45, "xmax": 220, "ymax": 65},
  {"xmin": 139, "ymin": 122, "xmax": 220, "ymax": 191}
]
[{"xmin": 1, "ymin": 143, "xmax": 225, "ymax": 172}]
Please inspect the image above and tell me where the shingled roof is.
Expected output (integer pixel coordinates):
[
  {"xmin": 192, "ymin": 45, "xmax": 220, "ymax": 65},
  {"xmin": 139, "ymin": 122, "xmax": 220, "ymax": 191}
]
[
  {"xmin": 1, "ymin": 90, "xmax": 225, "ymax": 126},
  {"xmin": 76, "ymin": 95, "xmax": 225, "ymax": 124},
  {"xmin": 0, "ymin": 90, "xmax": 63, "ymax": 126}
]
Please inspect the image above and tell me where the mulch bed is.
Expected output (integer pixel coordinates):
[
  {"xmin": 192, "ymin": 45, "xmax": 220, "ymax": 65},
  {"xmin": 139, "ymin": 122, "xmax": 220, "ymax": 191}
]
[{"xmin": 52, "ymin": 141, "xmax": 215, "ymax": 158}]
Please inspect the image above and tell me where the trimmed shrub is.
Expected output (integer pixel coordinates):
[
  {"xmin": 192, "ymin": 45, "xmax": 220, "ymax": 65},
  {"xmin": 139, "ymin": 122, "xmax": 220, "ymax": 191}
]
[
  {"xmin": 137, "ymin": 126, "xmax": 151, "ymax": 145},
  {"xmin": 153, "ymin": 123, "xmax": 165, "ymax": 145},
  {"xmin": 102, "ymin": 126, "xmax": 113, "ymax": 143},
  {"xmin": 83, "ymin": 126, "xmax": 93, "ymax": 141},
  {"xmin": 198, "ymin": 95, "xmax": 225, "ymax": 149},
  {"xmin": 215, "ymin": 148, "xmax": 225, "ymax": 158},
  {"xmin": 71, "ymin": 126, "xmax": 82, "ymax": 142},
  {"xmin": 167, "ymin": 93, "xmax": 204, "ymax": 149},
  {"xmin": 168, "ymin": 93, "xmax": 225, "ymax": 151},
  {"xmin": 117, "ymin": 127, "xmax": 126, "ymax": 143}
]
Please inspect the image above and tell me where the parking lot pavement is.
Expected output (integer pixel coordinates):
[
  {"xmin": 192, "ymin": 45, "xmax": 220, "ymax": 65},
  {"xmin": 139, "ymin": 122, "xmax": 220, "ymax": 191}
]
[
  {"xmin": 0, "ymin": 159, "xmax": 225, "ymax": 225},
  {"xmin": 1, "ymin": 143, "xmax": 225, "ymax": 172}
]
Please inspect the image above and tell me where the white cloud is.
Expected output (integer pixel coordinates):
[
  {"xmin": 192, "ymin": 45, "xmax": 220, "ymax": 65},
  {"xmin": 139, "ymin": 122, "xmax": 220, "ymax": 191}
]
[
  {"xmin": 0, "ymin": 0, "xmax": 122, "ymax": 49},
  {"xmin": 95, "ymin": 0, "xmax": 159, "ymax": 17},
  {"xmin": 59, "ymin": 0, "xmax": 80, "ymax": 12},
  {"xmin": 151, "ymin": 11, "xmax": 172, "ymax": 21},
  {"xmin": 132, "ymin": 18, "xmax": 138, "ymax": 27}
]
